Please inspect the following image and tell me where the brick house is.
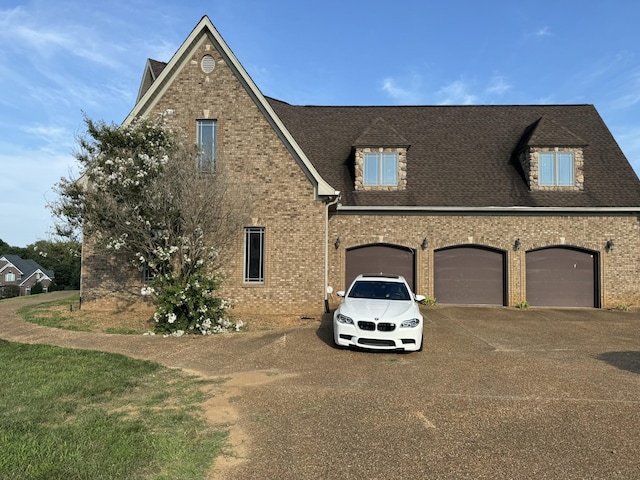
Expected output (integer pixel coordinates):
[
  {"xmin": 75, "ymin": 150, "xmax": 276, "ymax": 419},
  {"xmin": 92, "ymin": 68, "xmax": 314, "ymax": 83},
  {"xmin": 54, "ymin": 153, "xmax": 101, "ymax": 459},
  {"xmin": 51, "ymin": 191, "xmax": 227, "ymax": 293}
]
[
  {"xmin": 0, "ymin": 254, "xmax": 54, "ymax": 297},
  {"xmin": 80, "ymin": 16, "xmax": 640, "ymax": 315}
]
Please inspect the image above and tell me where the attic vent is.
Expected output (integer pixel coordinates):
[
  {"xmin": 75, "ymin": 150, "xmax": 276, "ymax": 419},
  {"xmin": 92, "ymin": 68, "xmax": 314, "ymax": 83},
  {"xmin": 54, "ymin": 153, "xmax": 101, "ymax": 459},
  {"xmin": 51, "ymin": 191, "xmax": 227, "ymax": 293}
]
[{"xmin": 201, "ymin": 54, "xmax": 215, "ymax": 73}]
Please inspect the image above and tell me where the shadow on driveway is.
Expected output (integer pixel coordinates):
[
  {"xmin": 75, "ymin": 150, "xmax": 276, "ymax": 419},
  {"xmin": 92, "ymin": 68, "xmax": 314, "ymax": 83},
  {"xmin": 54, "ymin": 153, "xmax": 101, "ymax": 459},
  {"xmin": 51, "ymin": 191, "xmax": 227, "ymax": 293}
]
[{"xmin": 596, "ymin": 351, "xmax": 640, "ymax": 374}]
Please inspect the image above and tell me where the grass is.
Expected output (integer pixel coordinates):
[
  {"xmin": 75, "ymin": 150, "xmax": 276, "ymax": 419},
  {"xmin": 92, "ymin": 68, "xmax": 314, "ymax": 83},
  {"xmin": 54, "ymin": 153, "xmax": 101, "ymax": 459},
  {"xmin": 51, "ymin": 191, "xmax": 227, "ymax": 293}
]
[
  {"xmin": 0, "ymin": 340, "xmax": 227, "ymax": 479},
  {"xmin": 17, "ymin": 293, "xmax": 152, "ymax": 334}
]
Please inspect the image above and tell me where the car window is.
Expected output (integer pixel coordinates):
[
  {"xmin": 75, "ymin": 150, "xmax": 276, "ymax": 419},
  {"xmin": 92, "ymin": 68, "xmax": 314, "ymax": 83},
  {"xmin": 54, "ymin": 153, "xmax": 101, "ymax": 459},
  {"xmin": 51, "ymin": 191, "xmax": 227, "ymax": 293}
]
[{"xmin": 348, "ymin": 281, "xmax": 410, "ymax": 300}]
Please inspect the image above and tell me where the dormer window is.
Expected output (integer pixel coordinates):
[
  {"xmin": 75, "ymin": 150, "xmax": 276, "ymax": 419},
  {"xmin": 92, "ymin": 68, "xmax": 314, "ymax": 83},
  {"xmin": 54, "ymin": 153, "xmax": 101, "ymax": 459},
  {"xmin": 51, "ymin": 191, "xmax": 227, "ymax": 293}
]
[
  {"xmin": 364, "ymin": 152, "xmax": 398, "ymax": 186},
  {"xmin": 352, "ymin": 117, "xmax": 409, "ymax": 191},
  {"xmin": 514, "ymin": 118, "xmax": 586, "ymax": 191},
  {"xmin": 539, "ymin": 150, "xmax": 574, "ymax": 186},
  {"xmin": 355, "ymin": 148, "xmax": 407, "ymax": 191}
]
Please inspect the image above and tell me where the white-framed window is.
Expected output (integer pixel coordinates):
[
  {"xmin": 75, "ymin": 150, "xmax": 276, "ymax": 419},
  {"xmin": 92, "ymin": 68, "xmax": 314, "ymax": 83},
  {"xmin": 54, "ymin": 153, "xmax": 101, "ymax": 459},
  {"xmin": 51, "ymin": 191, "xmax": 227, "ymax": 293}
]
[
  {"xmin": 539, "ymin": 151, "xmax": 574, "ymax": 186},
  {"xmin": 364, "ymin": 152, "xmax": 398, "ymax": 186},
  {"xmin": 197, "ymin": 119, "xmax": 217, "ymax": 172},
  {"xmin": 5, "ymin": 272, "xmax": 15, "ymax": 282},
  {"xmin": 244, "ymin": 227, "xmax": 265, "ymax": 283}
]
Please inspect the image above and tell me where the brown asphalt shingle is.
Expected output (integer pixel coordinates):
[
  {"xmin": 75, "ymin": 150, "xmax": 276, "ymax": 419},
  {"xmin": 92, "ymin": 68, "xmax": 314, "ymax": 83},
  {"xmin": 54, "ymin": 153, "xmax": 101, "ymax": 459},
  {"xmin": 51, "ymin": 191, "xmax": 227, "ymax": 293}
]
[{"xmin": 267, "ymin": 98, "xmax": 640, "ymax": 208}]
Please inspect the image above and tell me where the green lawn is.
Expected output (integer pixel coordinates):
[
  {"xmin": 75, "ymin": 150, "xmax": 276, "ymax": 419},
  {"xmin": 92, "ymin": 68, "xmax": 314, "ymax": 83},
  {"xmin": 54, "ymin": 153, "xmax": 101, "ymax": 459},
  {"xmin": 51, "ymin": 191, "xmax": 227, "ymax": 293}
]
[{"xmin": 0, "ymin": 340, "xmax": 226, "ymax": 479}]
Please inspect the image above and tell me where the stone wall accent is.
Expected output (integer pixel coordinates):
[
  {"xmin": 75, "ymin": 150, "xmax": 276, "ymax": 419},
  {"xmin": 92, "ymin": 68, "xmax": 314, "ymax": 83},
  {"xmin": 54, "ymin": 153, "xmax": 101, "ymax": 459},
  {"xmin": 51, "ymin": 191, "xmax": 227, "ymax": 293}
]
[
  {"xmin": 354, "ymin": 147, "xmax": 407, "ymax": 191},
  {"xmin": 522, "ymin": 147, "xmax": 585, "ymax": 191}
]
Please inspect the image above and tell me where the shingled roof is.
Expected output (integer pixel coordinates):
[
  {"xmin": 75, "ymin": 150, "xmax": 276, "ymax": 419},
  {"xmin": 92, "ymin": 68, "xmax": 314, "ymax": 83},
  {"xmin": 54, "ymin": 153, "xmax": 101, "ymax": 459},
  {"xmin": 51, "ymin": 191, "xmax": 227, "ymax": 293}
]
[
  {"xmin": 0, "ymin": 254, "xmax": 54, "ymax": 284},
  {"xmin": 267, "ymin": 99, "xmax": 640, "ymax": 209}
]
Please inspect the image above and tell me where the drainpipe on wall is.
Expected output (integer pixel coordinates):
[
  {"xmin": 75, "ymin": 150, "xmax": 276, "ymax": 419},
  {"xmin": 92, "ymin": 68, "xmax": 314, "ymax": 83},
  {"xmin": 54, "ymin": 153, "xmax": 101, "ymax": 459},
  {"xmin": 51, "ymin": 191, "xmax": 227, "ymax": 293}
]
[{"xmin": 325, "ymin": 192, "xmax": 341, "ymax": 313}]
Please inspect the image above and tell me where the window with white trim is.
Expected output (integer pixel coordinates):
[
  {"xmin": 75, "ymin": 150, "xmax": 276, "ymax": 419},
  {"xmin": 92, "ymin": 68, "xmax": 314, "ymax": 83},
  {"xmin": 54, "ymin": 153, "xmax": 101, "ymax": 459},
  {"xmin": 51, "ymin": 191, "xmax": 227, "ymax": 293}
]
[
  {"xmin": 5, "ymin": 272, "xmax": 15, "ymax": 282},
  {"xmin": 244, "ymin": 227, "xmax": 265, "ymax": 283},
  {"xmin": 539, "ymin": 150, "xmax": 574, "ymax": 186},
  {"xmin": 197, "ymin": 119, "xmax": 217, "ymax": 172},
  {"xmin": 363, "ymin": 152, "xmax": 398, "ymax": 186}
]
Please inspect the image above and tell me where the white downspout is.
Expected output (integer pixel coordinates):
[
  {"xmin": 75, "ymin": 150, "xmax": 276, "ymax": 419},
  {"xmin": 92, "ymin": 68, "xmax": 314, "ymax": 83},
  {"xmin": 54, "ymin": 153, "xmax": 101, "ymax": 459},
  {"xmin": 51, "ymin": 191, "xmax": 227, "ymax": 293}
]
[{"xmin": 324, "ymin": 192, "xmax": 341, "ymax": 313}]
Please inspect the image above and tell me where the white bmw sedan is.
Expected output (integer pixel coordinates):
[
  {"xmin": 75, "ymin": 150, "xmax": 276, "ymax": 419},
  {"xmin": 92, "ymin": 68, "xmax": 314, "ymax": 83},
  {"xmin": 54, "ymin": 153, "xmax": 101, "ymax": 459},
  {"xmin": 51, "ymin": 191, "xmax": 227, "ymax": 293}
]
[{"xmin": 333, "ymin": 274, "xmax": 425, "ymax": 352}]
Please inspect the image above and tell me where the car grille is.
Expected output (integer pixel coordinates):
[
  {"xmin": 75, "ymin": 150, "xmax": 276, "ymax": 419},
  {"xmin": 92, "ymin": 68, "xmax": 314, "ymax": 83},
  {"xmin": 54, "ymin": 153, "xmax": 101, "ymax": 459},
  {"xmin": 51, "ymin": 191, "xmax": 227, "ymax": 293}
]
[
  {"xmin": 358, "ymin": 338, "xmax": 396, "ymax": 347},
  {"xmin": 377, "ymin": 322, "xmax": 396, "ymax": 332},
  {"xmin": 357, "ymin": 321, "xmax": 396, "ymax": 332}
]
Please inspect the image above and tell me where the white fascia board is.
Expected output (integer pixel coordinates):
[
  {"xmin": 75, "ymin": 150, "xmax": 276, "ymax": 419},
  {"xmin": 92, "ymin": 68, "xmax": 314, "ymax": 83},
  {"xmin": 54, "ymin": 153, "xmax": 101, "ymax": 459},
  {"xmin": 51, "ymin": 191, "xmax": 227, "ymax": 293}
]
[
  {"xmin": 336, "ymin": 205, "xmax": 640, "ymax": 214},
  {"xmin": 124, "ymin": 16, "xmax": 336, "ymax": 198}
]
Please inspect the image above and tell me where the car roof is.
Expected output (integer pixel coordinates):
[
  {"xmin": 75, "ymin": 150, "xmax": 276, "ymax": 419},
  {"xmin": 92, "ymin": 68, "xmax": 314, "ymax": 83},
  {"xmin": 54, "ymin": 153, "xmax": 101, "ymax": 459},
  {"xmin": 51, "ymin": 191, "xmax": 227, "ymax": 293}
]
[{"xmin": 355, "ymin": 273, "xmax": 405, "ymax": 282}]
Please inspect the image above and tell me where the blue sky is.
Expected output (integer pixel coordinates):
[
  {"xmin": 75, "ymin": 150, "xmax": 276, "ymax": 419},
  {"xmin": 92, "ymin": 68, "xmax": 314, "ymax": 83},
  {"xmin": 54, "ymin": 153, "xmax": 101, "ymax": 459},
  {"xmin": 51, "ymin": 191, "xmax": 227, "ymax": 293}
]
[{"xmin": 2, "ymin": 0, "xmax": 640, "ymax": 247}]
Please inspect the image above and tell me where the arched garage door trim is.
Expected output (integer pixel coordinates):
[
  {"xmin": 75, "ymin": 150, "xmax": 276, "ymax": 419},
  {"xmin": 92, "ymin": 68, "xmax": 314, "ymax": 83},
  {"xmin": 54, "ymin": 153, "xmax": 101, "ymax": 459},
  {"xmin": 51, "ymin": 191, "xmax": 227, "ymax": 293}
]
[
  {"xmin": 345, "ymin": 243, "xmax": 416, "ymax": 291},
  {"xmin": 434, "ymin": 245, "xmax": 507, "ymax": 306},
  {"xmin": 526, "ymin": 246, "xmax": 600, "ymax": 308}
]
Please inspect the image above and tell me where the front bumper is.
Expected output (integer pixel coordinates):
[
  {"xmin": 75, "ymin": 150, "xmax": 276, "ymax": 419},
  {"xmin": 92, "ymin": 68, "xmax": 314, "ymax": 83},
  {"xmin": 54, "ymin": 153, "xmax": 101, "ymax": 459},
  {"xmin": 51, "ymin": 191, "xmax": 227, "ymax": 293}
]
[{"xmin": 333, "ymin": 321, "xmax": 423, "ymax": 352}]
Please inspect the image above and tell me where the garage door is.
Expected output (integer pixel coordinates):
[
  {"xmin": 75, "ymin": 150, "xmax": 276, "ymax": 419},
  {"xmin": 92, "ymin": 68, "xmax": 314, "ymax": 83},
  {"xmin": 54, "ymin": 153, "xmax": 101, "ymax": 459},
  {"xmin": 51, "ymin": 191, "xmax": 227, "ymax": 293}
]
[
  {"xmin": 434, "ymin": 246, "xmax": 506, "ymax": 305},
  {"xmin": 526, "ymin": 247, "xmax": 598, "ymax": 307},
  {"xmin": 345, "ymin": 244, "xmax": 415, "ymax": 291}
]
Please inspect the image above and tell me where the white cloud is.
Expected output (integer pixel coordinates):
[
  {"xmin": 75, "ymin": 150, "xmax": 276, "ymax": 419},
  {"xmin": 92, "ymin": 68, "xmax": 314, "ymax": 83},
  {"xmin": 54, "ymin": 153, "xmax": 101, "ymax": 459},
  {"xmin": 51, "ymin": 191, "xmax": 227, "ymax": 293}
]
[
  {"xmin": 381, "ymin": 75, "xmax": 424, "ymax": 104},
  {"xmin": 613, "ymin": 71, "xmax": 640, "ymax": 109},
  {"xmin": 0, "ymin": 6, "xmax": 124, "ymax": 70},
  {"xmin": 437, "ymin": 80, "xmax": 478, "ymax": 105},
  {"xmin": 535, "ymin": 27, "xmax": 552, "ymax": 37},
  {"xmin": 486, "ymin": 76, "xmax": 511, "ymax": 96}
]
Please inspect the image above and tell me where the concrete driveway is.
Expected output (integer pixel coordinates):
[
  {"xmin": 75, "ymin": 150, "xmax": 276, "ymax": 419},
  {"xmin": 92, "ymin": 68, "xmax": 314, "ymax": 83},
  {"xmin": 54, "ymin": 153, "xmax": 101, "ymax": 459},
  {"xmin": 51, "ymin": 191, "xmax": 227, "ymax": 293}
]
[{"xmin": 2, "ymin": 293, "xmax": 640, "ymax": 479}]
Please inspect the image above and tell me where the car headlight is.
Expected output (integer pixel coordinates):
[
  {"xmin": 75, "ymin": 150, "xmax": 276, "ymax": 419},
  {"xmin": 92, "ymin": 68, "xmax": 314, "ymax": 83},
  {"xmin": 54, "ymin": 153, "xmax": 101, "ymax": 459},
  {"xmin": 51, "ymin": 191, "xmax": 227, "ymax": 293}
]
[
  {"xmin": 336, "ymin": 314, "xmax": 354, "ymax": 325},
  {"xmin": 400, "ymin": 318, "xmax": 420, "ymax": 328}
]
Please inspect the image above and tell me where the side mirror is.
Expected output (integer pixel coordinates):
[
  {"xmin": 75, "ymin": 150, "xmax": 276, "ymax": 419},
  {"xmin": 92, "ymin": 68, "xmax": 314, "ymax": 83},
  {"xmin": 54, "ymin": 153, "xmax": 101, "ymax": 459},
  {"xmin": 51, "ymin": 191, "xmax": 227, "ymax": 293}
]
[
  {"xmin": 337, "ymin": 291, "xmax": 345, "ymax": 298},
  {"xmin": 414, "ymin": 294, "xmax": 426, "ymax": 302}
]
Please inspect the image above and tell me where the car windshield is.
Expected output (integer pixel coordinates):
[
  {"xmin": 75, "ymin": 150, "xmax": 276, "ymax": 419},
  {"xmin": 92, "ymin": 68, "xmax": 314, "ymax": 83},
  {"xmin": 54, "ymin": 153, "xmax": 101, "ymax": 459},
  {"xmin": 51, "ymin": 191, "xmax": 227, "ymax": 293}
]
[{"xmin": 348, "ymin": 280, "xmax": 411, "ymax": 300}]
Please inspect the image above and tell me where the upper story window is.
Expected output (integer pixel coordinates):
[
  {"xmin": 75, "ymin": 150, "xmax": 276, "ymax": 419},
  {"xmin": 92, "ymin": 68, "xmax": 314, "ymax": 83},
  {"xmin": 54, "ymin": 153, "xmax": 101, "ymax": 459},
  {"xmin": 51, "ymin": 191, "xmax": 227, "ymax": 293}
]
[
  {"xmin": 364, "ymin": 152, "xmax": 398, "ymax": 186},
  {"xmin": 5, "ymin": 272, "xmax": 15, "ymax": 282},
  {"xmin": 197, "ymin": 119, "xmax": 217, "ymax": 172},
  {"xmin": 539, "ymin": 150, "xmax": 574, "ymax": 186}
]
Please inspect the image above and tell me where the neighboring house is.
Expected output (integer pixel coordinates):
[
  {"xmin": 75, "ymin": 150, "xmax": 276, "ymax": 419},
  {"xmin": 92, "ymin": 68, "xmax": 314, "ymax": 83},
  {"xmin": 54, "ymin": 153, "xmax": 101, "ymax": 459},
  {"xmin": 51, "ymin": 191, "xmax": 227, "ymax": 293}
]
[
  {"xmin": 80, "ymin": 16, "xmax": 640, "ymax": 314},
  {"xmin": 0, "ymin": 254, "xmax": 54, "ymax": 297}
]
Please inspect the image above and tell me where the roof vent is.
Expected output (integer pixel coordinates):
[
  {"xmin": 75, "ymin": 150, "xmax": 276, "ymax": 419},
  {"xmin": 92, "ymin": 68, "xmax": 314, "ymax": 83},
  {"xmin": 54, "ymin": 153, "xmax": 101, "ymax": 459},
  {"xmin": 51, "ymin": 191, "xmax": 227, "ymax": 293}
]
[{"xmin": 201, "ymin": 54, "xmax": 215, "ymax": 73}]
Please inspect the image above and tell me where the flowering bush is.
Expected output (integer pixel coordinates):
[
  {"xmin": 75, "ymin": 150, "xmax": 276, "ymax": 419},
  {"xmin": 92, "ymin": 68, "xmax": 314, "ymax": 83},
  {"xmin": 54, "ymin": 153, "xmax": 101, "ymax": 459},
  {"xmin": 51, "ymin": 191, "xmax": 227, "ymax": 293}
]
[
  {"xmin": 52, "ymin": 116, "xmax": 252, "ymax": 336},
  {"xmin": 144, "ymin": 272, "xmax": 243, "ymax": 335}
]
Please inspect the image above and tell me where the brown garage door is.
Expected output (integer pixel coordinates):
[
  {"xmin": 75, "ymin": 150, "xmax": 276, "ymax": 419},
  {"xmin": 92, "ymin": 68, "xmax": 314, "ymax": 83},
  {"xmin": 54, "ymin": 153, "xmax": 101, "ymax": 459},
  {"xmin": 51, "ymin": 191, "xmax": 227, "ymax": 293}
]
[
  {"xmin": 526, "ymin": 247, "xmax": 598, "ymax": 307},
  {"xmin": 345, "ymin": 244, "xmax": 415, "ymax": 291},
  {"xmin": 434, "ymin": 246, "xmax": 506, "ymax": 305}
]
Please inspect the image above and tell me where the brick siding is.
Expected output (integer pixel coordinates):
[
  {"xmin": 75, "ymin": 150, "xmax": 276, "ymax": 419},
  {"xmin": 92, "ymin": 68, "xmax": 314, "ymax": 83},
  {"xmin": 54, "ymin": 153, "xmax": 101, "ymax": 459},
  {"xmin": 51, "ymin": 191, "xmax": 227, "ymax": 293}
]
[{"xmin": 328, "ymin": 213, "xmax": 640, "ymax": 308}]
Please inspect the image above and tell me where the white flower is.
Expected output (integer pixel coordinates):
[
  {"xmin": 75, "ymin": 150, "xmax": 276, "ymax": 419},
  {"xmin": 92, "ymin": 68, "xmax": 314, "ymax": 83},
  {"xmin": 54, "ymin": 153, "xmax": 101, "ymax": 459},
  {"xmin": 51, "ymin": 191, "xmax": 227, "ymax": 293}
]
[
  {"xmin": 141, "ymin": 286, "xmax": 155, "ymax": 296},
  {"xmin": 167, "ymin": 312, "xmax": 177, "ymax": 324}
]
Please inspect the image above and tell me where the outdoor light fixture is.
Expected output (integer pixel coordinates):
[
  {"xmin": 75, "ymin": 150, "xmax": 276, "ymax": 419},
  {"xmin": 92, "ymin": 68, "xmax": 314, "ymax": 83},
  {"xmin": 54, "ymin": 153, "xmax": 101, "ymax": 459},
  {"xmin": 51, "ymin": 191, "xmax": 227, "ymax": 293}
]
[
  {"xmin": 335, "ymin": 237, "xmax": 341, "ymax": 249},
  {"xmin": 514, "ymin": 238, "xmax": 521, "ymax": 251},
  {"xmin": 421, "ymin": 238, "xmax": 428, "ymax": 250},
  {"xmin": 606, "ymin": 239, "xmax": 614, "ymax": 252}
]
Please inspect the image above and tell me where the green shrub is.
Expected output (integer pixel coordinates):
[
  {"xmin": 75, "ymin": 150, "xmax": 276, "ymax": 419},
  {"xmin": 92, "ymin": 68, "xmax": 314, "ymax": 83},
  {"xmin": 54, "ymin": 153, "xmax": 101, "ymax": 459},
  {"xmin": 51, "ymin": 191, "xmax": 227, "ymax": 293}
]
[
  {"xmin": 144, "ymin": 272, "xmax": 242, "ymax": 336},
  {"xmin": 516, "ymin": 300, "xmax": 529, "ymax": 309},
  {"xmin": 1, "ymin": 285, "xmax": 20, "ymax": 299},
  {"xmin": 420, "ymin": 297, "xmax": 437, "ymax": 306}
]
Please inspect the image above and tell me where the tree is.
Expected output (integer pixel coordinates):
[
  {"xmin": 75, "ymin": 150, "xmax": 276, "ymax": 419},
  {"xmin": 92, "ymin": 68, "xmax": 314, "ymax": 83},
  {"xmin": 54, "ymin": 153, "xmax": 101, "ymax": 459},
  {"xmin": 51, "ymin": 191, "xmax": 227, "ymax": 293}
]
[{"xmin": 50, "ymin": 116, "xmax": 253, "ymax": 334}]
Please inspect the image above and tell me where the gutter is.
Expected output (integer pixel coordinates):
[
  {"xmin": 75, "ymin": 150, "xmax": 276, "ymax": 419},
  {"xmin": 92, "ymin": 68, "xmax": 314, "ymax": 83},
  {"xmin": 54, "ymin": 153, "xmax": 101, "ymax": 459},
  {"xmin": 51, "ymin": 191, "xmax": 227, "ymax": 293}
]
[
  {"xmin": 336, "ymin": 205, "xmax": 640, "ymax": 214},
  {"xmin": 325, "ymin": 192, "xmax": 341, "ymax": 313}
]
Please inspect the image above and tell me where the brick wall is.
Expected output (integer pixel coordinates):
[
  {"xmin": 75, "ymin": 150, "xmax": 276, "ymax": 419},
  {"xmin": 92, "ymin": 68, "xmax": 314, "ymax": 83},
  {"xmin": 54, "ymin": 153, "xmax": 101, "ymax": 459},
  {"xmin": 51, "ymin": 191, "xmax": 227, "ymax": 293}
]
[
  {"xmin": 328, "ymin": 212, "xmax": 640, "ymax": 308},
  {"xmin": 81, "ymin": 34, "xmax": 328, "ymax": 316}
]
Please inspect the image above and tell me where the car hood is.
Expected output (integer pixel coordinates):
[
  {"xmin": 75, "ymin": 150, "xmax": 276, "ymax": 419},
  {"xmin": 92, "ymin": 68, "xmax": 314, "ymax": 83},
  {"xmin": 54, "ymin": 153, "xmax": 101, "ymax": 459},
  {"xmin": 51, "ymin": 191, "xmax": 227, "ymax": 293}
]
[{"xmin": 339, "ymin": 298, "xmax": 419, "ymax": 320}]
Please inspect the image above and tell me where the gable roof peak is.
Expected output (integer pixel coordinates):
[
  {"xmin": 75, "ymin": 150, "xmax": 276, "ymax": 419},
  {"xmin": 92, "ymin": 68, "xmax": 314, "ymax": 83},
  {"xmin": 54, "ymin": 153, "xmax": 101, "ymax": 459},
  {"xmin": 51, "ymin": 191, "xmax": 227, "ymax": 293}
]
[
  {"xmin": 526, "ymin": 116, "xmax": 588, "ymax": 147},
  {"xmin": 353, "ymin": 116, "xmax": 410, "ymax": 147}
]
